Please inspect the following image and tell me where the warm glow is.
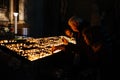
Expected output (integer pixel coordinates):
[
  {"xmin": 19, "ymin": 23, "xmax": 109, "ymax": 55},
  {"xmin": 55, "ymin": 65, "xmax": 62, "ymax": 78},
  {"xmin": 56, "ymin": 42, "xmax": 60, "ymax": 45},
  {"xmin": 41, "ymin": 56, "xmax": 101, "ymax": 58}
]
[{"xmin": 0, "ymin": 36, "xmax": 76, "ymax": 61}]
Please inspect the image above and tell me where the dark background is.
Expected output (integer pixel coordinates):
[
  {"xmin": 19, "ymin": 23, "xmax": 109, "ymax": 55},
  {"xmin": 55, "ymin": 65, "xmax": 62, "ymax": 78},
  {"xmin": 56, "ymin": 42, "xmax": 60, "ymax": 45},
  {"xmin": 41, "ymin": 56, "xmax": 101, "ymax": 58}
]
[
  {"xmin": 0, "ymin": 0, "xmax": 117, "ymax": 38},
  {"xmin": 24, "ymin": 0, "xmax": 116, "ymax": 39}
]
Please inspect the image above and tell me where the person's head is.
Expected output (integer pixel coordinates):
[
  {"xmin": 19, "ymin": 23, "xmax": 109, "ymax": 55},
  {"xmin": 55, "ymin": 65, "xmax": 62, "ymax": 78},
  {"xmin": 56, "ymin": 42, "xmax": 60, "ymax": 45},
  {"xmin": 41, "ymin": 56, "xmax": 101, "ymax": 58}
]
[
  {"xmin": 68, "ymin": 16, "xmax": 90, "ymax": 33},
  {"xmin": 68, "ymin": 16, "xmax": 80, "ymax": 32}
]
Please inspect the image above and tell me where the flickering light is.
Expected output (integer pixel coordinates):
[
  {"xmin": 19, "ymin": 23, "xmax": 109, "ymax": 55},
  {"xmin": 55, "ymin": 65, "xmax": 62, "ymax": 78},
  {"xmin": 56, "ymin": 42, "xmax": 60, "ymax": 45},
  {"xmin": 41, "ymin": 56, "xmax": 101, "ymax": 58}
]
[{"xmin": 0, "ymin": 36, "xmax": 76, "ymax": 61}]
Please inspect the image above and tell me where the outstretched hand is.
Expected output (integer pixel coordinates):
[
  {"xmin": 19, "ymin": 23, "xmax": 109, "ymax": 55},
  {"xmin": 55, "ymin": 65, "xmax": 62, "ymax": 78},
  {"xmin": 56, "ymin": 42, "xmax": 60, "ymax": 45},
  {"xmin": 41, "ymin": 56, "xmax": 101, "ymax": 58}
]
[
  {"xmin": 62, "ymin": 37, "xmax": 69, "ymax": 45},
  {"xmin": 51, "ymin": 45, "xmax": 66, "ymax": 53}
]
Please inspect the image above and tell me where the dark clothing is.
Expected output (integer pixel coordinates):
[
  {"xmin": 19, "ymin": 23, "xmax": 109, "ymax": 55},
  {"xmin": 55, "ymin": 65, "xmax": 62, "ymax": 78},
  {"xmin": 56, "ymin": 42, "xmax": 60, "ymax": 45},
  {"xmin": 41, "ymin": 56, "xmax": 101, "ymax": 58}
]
[
  {"xmin": 65, "ymin": 32, "xmax": 94, "ymax": 68},
  {"xmin": 66, "ymin": 25, "xmax": 112, "ymax": 68},
  {"xmin": 63, "ymin": 26, "xmax": 112, "ymax": 80}
]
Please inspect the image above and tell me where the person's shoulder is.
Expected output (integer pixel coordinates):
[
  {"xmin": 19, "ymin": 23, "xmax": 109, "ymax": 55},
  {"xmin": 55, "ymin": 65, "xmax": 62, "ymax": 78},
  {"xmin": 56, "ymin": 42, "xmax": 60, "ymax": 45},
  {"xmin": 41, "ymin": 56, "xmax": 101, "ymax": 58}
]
[{"xmin": 82, "ymin": 26, "xmax": 101, "ymax": 33}]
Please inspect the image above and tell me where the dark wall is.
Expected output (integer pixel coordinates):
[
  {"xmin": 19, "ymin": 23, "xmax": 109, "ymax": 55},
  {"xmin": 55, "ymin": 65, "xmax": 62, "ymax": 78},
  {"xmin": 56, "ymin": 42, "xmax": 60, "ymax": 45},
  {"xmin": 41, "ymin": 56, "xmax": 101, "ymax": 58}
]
[
  {"xmin": 25, "ymin": 0, "xmax": 44, "ymax": 37},
  {"xmin": 25, "ymin": 0, "xmax": 116, "ymax": 38},
  {"xmin": 43, "ymin": 0, "xmax": 61, "ymax": 37},
  {"xmin": 25, "ymin": 0, "xmax": 61, "ymax": 37},
  {"xmin": 60, "ymin": 0, "xmax": 115, "ymax": 33}
]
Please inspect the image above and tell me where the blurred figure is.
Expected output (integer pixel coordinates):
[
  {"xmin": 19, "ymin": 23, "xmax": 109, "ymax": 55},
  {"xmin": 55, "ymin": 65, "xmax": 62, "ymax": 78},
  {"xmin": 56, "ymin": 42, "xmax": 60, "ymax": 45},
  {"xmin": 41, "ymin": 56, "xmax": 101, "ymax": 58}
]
[
  {"xmin": 66, "ymin": 16, "xmax": 92, "ymax": 66},
  {"xmin": 66, "ymin": 16, "xmax": 112, "ymax": 80},
  {"xmin": 51, "ymin": 16, "xmax": 112, "ymax": 80},
  {"xmin": 53, "ymin": 15, "xmax": 111, "ymax": 66}
]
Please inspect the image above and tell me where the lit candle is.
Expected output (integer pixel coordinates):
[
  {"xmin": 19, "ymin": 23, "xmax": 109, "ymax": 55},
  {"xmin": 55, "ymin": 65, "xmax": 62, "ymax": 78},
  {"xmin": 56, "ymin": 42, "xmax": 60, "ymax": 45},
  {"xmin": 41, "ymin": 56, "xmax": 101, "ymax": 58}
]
[{"xmin": 13, "ymin": 12, "xmax": 18, "ymax": 35}]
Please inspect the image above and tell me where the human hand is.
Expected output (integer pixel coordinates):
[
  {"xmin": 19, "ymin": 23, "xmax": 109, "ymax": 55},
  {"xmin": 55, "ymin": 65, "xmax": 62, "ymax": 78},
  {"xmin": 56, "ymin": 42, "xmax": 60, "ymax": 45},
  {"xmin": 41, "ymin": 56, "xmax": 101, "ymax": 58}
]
[
  {"xmin": 65, "ymin": 29, "xmax": 73, "ymax": 38},
  {"xmin": 62, "ymin": 37, "xmax": 68, "ymax": 45},
  {"xmin": 51, "ymin": 45, "xmax": 65, "ymax": 53},
  {"xmin": 51, "ymin": 45, "xmax": 57, "ymax": 52}
]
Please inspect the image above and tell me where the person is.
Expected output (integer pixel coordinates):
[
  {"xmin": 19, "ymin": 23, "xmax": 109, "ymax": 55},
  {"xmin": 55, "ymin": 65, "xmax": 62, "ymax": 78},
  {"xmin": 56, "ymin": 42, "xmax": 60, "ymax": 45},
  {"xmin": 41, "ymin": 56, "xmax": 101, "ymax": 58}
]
[
  {"xmin": 65, "ymin": 16, "xmax": 112, "ymax": 80},
  {"xmin": 51, "ymin": 16, "xmax": 112, "ymax": 80},
  {"xmin": 53, "ymin": 16, "xmax": 110, "ymax": 65},
  {"xmin": 66, "ymin": 16, "xmax": 93, "ymax": 65},
  {"xmin": 66, "ymin": 15, "xmax": 109, "ymax": 63}
]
